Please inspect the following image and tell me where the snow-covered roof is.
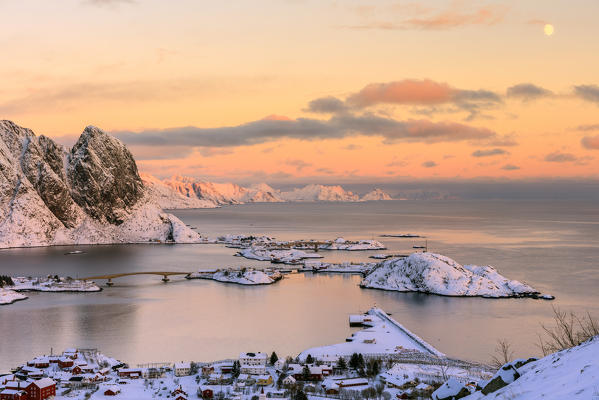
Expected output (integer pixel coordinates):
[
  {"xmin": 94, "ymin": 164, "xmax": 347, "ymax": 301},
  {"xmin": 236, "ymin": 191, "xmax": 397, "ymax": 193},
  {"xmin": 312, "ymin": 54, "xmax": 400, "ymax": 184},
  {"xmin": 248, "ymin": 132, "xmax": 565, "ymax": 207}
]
[
  {"xmin": 33, "ymin": 377, "xmax": 55, "ymax": 389},
  {"xmin": 239, "ymin": 352, "xmax": 267, "ymax": 359},
  {"xmin": 174, "ymin": 362, "xmax": 191, "ymax": 369}
]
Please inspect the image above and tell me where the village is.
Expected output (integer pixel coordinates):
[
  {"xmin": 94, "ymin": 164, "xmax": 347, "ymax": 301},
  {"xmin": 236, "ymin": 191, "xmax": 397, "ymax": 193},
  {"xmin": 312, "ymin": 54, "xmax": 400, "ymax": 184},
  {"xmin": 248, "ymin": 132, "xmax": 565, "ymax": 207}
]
[{"xmin": 0, "ymin": 308, "xmax": 494, "ymax": 400}]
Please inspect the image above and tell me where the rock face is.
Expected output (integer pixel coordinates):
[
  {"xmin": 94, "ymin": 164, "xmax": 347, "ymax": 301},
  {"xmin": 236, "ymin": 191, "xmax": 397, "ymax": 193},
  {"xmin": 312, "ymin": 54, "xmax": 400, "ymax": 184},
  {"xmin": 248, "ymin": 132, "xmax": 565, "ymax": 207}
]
[
  {"xmin": 361, "ymin": 188, "xmax": 393, "ymax": 201},
  {"xmin": 361, "ymin": 252, "xmax": 542, "ymax": 298},
  {"xmin": 140, "ymin": 173, "xmax": 217, "ymax": 209},
  {"xmin": 280, "ymin": 184, "xmax": 360, "ymax": 202},
  {"xmin": 0, "ymin": 120, "xmax": 201, "ymax": 249}
]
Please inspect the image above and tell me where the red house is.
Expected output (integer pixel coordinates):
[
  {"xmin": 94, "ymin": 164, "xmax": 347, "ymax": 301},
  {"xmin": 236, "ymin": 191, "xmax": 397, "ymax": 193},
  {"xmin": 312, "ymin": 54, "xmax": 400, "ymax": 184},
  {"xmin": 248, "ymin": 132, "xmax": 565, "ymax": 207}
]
[
  {"xmin": 58, "ymin": 358, "xmax": 74, "ymax": 369},
  {"xmin": 25, "ymin": 378, "xmax": 56, "ymax": 400},
  {"xmin": 201, "ymin": 388, "xmax": 213, "ymax": 399},
  {"xmin": 0, "ymin": 389, "xmax": 27, "ymax": 400}
]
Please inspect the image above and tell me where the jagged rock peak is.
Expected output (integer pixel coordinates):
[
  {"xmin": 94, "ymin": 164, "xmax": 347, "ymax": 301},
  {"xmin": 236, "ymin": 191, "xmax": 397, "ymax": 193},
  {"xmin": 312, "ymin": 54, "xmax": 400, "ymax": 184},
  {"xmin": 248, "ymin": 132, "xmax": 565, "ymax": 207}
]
[{"xmin": 68, "ymin": 125, "xmax": 144, "ymax": 225}]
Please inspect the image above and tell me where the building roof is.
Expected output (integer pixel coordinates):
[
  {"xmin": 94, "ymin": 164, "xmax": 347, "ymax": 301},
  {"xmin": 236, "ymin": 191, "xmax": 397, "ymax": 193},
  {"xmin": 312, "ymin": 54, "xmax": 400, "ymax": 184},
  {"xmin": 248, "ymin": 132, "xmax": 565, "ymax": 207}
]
[
  {"xmin": 33, "ymin": 377, "xmax": 55, "ymax": 389},
  {"xmin": 174, "ymin": 362, "xmax": 191, "ymax": 369},
  {"xmin": 239, "ymin": 352, "xmax": 267, "ymax": 359}
]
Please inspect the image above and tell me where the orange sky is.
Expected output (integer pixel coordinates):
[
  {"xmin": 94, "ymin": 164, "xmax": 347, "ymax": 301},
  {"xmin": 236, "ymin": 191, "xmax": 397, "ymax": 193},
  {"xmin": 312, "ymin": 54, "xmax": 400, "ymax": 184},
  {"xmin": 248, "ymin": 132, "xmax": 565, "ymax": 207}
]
[{"xmin": 1, "ymin": 0, "xmax": 598, "ymax": 183}]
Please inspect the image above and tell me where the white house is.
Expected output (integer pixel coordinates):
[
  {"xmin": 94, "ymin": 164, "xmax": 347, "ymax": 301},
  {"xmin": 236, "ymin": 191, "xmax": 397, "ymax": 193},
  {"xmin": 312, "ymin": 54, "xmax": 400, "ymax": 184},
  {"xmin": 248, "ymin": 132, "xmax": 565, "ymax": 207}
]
[
  {"xmin": 282, "ymin": 375, "xmax": 296, "ymax": 387},
  {"xmin": 274, "ymin": 359, "xmax": 285, "ymax": 371},
  {"xmin": 174, "ymin": 362, "xmax": 192, "ymax": 377},
  {"xmin": 239, "ymin": 352, "xmax": 267, "ymax": 375}
]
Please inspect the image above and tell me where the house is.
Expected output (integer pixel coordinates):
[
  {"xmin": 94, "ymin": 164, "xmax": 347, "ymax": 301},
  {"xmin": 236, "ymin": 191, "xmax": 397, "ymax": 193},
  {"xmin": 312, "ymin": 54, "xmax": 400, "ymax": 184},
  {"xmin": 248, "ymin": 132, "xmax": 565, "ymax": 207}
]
[
  {"xmin": 202, "ymin": 365, "xmax": 215, "ymax": 376},
  {"xmin": 143, "ymin": 367, "xmax": 165, "ymax": 379},
  {"xmin": 269, "ymin": 390, "xmax": 286, "ymax": 398},
  {"xmin": 239, "ymin": 352, "xmax": 267, "ymax": 375},
  {"xmin": 104, "ymin": 385, "xmax": 121, "ymax": 396},
  {"xmin": 337, "ymin": 378, "xmax": 369, "ymax": 388},
  {"xmin": 0, "ymin": 389, "xmax": 27, "ymax": 400},
  {"xmin": 174, "ymin": 362, "xmax": 191, "ymax": 377},
  {"xmin": 255, "ymin": 374, "xmax": 273, "ymax": 386},
  {"xmin": 282, "ymin": 375, "xmax": 296, "ymax": 387},
  {"xmin": 31, "ymin": 358, "xmax": 49, "ymax": 369},
  {"xmin": 70, "ymin": 365, "xmax": 83, "ymax": 375},
  {"xmin": 117, "ymin": 368, "xmax": 142, "ymax": 379},
  {"xmin": 219, "ymin": 363, "xmax": 234, "ymax": 374},
  {"xmin": 173, "ymin": 396, "xmax": 187, "ymax": 400},
  {"xmin": 200, "ymin": 387, "xmax": 213, "ymax": 399},
  {"xmin": 171, "ymin": 387, "xmax": 188, "ymax": 397},
  {"xmin": 208, "ymin": 373, "xmax": 224, "ymax": 384},
  {"xmin": 287, "ymin": 364, "xmax": 325, "ymax": 381},
  {"xmin": 26, "ymin": 378, "xmax": 56, "ymax": 400},
  {"xmin": 0, "ymin": 375, "xmax": 16, "ymax": 385},
  {"xmin": 273, "ymin": 359, "xmax": 285, "ymax": 371},
  {"xmin": 63, "ymin": 349, "xmax": 78, "ymax": 360},
  {"xmin": 58, "ymin": 357, "xmax": 74, "ymax": 369}
]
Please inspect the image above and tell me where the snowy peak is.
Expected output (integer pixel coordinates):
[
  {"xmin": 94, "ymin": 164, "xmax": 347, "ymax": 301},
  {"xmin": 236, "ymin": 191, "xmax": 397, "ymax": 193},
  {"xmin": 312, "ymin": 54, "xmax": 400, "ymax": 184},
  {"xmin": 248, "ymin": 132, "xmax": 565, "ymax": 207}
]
[
  {"xmin": 0, "ymin": 120, "xmax": 201, "ymax": 249},
  {"xmin": 280, "ymin": 184, "xmax": 360, "ymax": 202},
  {"xmin": 140, "ymin": 173, "xmax": 216, "ymax": 209},
  {"xmin": 361, "ymin": 188, "xmax": 393, "ymax": 201}
]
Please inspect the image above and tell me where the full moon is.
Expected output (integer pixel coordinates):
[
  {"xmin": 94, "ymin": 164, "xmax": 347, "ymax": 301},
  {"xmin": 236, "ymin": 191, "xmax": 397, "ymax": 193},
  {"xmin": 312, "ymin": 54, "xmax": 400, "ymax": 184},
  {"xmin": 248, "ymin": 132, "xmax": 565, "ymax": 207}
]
[{"xmin": 544, "ymin": 24, "xmax": 554, "ymax": 36}]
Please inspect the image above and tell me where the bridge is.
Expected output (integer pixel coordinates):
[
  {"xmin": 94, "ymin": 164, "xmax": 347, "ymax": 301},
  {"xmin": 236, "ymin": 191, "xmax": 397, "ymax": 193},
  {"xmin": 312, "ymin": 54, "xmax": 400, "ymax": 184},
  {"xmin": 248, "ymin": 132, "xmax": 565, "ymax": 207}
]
[{"xmin": 81, "ymin": 271, "xmax": 191, "ymax": 286}]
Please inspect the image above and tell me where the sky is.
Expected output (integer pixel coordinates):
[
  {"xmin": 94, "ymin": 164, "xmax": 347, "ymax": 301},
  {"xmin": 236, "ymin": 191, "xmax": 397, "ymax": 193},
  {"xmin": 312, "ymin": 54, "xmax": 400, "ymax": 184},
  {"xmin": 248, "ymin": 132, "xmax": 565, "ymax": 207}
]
[{"xmin": 1, "ymin": 0, "xmax": 599, "ymax": 186}]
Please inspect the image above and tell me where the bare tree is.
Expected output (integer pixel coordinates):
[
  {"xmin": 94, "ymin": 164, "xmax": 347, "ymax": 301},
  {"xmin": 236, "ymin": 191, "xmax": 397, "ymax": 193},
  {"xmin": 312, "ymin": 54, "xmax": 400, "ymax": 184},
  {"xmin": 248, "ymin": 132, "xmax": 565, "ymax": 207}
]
[
  {"xmin": 538, "ymin": 306, "xmax": 599, "ymax": 355},
  {"xmin": 490, "ymin": 339, "xmax": 514, "ymax": 369}
]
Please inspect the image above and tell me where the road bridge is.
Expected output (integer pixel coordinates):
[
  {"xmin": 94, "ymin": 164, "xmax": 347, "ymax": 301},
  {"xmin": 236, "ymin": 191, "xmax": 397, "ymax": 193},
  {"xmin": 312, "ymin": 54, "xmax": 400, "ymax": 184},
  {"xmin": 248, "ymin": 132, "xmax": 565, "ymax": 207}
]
[{"xmin": 81, "ymin": 271, "xmax": 191, "ymax": 285}]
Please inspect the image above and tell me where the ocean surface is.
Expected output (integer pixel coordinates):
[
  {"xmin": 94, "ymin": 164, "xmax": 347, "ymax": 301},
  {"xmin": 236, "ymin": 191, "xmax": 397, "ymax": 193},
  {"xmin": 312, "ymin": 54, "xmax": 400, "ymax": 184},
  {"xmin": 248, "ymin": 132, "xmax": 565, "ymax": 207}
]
[{"xmin": 1, "ymin": 200, "xmax": 598, "ymax": 372}]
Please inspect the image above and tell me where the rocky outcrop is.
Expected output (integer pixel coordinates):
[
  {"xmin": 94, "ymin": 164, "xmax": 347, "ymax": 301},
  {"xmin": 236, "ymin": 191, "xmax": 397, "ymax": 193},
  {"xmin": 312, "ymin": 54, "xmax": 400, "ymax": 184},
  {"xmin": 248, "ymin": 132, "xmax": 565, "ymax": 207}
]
[{"xmin": 0, "ymin": 120, "xmax": 201, "ymax": 248}]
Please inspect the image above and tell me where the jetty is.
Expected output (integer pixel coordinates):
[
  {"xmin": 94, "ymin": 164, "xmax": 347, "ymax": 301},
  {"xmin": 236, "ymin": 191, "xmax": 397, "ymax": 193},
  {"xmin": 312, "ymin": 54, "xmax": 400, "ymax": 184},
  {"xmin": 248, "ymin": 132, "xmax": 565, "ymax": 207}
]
[{"xmin": 80, "ymin": 271, "xmax": 191, "ymax": 285}]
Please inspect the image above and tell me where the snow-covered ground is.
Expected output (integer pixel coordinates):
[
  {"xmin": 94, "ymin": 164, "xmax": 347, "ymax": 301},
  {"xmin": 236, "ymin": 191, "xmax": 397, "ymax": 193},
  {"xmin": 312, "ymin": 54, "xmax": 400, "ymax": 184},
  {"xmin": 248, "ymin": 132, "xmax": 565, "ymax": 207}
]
[
  {"xmin": 187, "ymin": 268, "xmax": 282, "ymax": 285},
  {"xmin": 9, "ymin": 276, "xmax": 101, "ymax": 292},
  {"xmin": 140, "ymin": 173, "xmax": 217, "ymax": 209},
  {"xmin": 451, "ymin": 336, "xmax": 599, "ymax": 399},
  {"xmin": 280, "ymin": 184, "xmax": 360, "ymax": 202},
  {"xmin": 298, "ymin": 307, "xmax": 444, "ymax": 361},
  {"xmin": 0, "ymin": 288, "xmax": 28, "ymax": 305},
  {"xmin": 238, "ymin": 247, "xmax": 323, "ymax": 264},
  {"xmin": 361, "ymin": 252, "xmax": 551, "ymax": 299},
  {"xmin": 361, "ymin": 189, "xmax": 393, "ymax": 201}
]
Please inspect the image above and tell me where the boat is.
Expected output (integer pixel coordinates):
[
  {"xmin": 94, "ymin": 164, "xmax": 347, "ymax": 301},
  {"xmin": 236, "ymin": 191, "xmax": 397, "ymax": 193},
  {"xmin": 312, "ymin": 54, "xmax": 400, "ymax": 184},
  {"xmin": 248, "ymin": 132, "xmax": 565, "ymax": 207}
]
[
  {"xmin": 64, "ymin": 250, "xmax": 84, "ymax": 255},
  {"xmin": 380, "ymin": 234, "xmax": 421, "ymax": 238}
]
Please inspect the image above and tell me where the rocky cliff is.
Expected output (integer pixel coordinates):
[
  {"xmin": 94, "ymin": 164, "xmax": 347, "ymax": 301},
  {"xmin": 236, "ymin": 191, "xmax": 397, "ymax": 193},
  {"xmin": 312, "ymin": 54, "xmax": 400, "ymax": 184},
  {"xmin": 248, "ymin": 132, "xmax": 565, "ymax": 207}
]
[{"xmin": 0, "ymin": 120, "xmax": 201, "ymax": 248}]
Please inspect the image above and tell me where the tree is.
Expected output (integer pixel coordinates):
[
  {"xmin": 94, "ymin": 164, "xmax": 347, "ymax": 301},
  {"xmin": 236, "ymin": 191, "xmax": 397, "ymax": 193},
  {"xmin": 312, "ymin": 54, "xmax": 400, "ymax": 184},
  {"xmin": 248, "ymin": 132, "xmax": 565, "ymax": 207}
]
[
  {"xmin": 270, "ymin": 352, "xmax": 279, "ymax": 365},
  {"xmin": 490, "ymin": 339, "xmax": 514, "ymax": 368},
  {"xmin": 349, "ymin": 353, "xmax": 360, "ymax": 370},
  {"xmin": 276, "ymin": 373, "xmax": 286, "ymax": 389},
  {"xmin": 336, "ymin": 357, "xmax": 347, "ymax": 371},
  {"xmin": 293, "ymin": 389, "xmax": 308, "ymax": 400},
  {"xmin": 302, "ymin": 365, "xmax": 311, "ymax": 381},
  {"xmin": 305, "ymin": 354, "xmax": 314, "ymax": 364},
  {"xmin": 232, "ymin": 360, "xmax": 241, "ymax": 378},
  {"xmin": 538, "ymin": 306, "xmax": 599, "ymax": 355}
]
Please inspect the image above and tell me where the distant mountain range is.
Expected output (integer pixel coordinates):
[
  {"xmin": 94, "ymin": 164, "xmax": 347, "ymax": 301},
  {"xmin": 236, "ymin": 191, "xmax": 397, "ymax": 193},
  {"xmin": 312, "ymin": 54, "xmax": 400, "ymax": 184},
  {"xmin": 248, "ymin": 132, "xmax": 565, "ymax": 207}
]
[{"xmin": 143, "ymin": 175, "xmax": 395, "ymax": 207}]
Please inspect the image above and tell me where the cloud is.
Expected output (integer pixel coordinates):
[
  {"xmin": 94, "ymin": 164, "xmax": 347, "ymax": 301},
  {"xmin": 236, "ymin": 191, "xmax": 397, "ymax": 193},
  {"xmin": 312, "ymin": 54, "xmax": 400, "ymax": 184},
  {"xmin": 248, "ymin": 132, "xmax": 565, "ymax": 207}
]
[
  {"xmin": 574, "ymin": 85, "xmax": 599, "ymax": 105},
  {"xmin": 196, "ymin": 147, "xmax": 234, "ymax": 157},
  {"xmin": 84, "ymin": 0, "xmax": 135, "ymax": 7},
  {"xmin": 305, "ymin": 96, "xmax": 349, "ymax": 114},
  {"xmin": 501, "ymin": 164, "xmax": 520, "ymax": 170},
  {"xmin": 114, "ymin": 113, "xmax": 499, "ymax": 157},
  {"xmin": 346, "ymin": 4, "xmax": 507, "ymax": 31},
  {"xmin": 344, "ymin": 144, "xmax": 362, "ymax": 150},
  {"xmin": 544, "ymin": 151, "xmax": 578, "ymax": 163},
  {"xmin": 576, "ymin": 124, "xmax": 599, "ymax": 131},
  {"xmin": 507, "ymin": 83, "xmax": 553, "ymax": 101},
  {"xmin": 316, "ymin": 167, "xmax": 335, "ymax": 175},
  {"xmin": 472, "ymin": 148, "xmax": 508, "ymax": 157},
  {"xmin": 422, "ymin": 161, "xmax": 437, "ymax": 168},
  {"xmin": 285, "ymin": 159, "xmax": 312, "ymax": 171},
  {"xmin": 581, "ymin": 135, "xmax": 599, "ymax": 150},
  {"xmin": 344, "ymin": 79, "xmax": 502, "ymax": 120}
]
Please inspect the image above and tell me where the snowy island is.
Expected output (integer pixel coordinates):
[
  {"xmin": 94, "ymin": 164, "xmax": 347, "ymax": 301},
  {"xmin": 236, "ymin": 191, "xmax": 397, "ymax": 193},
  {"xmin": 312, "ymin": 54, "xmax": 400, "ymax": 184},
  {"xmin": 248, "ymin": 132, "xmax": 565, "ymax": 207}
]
[
  {"xmin": 187, "ymin": 268, "xmax": 283, "ymax": 285},
  {"xmin": 0, "ymin": 276, "xmax": 101, "ymax": 306},
  {"xmin": 360, "ymin": 252, "xmax": 553, "ymax": 299}
]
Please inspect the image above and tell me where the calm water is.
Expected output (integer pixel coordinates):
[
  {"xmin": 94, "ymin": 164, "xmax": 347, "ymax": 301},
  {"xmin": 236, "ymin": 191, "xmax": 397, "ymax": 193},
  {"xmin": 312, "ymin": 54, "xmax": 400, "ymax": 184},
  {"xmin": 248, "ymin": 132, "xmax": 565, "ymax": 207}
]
[{"xmin": 1, "ymin": 200, "xmax": 598, "ymax": 372}]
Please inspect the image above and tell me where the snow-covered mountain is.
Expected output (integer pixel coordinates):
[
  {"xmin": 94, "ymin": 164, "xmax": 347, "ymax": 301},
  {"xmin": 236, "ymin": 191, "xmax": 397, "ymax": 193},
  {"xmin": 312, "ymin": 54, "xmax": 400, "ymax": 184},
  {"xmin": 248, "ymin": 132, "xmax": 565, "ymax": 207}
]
[
  {"xmin": 280, "ymin": 184, "xmax": 360, "ymax": 202},
  {"xmin": 140, "ymin": 173, "xmax": 217, "ymax": 209},
  {"xmin": 0, "ymin": 120, "xmax": 201, "ymax": 249},
  {"xmin": 362, "ymin": 188, "xmax": 393, "ymax": 201},
  {"xmin": 161, "ymin": 176, "xmax": 284, "ymax": 205},
  {"xmin": 361, "ymin": 252, "xmax": 544, "ymax": 298}
]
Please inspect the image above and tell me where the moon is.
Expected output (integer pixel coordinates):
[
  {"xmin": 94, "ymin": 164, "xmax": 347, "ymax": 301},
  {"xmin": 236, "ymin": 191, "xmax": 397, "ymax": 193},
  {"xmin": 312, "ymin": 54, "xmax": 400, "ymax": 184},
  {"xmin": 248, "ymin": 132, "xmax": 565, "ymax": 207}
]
[{"xmin": 544, "ymin": 24, "xmax": 554, "ymax": 36}]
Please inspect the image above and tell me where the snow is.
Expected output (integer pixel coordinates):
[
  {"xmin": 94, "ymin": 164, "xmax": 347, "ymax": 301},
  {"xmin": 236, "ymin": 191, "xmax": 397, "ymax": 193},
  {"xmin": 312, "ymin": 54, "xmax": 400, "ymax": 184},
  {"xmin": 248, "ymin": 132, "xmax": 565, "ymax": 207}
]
[
  {"xmin": 361, "ymin": 189, "xmax": 393, "ymax": 201},
  {"xmin": 187, "ymin": 268, "xmax": 279, "ymax": 285},
  {"xmin": 238, "ymin": 247, "xmax": 323, "ymax": 264},
  {"xmin": 361, "ymin": 252, "xmax": 547, "ymax": 298},
  {"xmin": 462, "ymin": 336, "xmax": 599, "ymax": 400},
  {"xmin": 280, "ymin": 184, "xmax": 360, "ymax": 202},
  {"xmin": 0, "ymin": 288, "xmax": 28, "ymax": 305},
  {"xmin": 432, "ymin": 377, "xmax": 472, "ymax": 400},
  {"xmin": 140, "ymin": 173, "xmax": 217, "ymax": 209},
  {"xmin": 383, "ymin": 363, "xmax": 490, "ymax": 388},
  {"xmin": 9, "ymin": 276, "xmax": 101, "ymax": 292},
  {"xmin": 298, "ymin": 307, "xmax": 443, "ymax": 361}
]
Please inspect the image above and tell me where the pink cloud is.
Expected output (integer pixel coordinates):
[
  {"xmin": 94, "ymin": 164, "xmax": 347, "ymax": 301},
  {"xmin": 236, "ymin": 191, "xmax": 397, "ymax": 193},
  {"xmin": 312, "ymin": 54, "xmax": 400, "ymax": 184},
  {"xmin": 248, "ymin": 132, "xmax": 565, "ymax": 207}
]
[
  {"xmin": 581, "ymin": 135, "xmax": 599, "ymax": 150},
  {"xmin": 347, "ymin": 79, "xmax": 455, "ymax": 107}
]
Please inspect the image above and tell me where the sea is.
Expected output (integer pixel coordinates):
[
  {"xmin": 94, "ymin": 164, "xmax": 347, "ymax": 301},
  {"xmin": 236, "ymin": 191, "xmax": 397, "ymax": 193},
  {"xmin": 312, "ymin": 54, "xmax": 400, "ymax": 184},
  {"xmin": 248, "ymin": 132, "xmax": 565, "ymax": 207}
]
[{"xmin": 0, "ymin": 200, "xmax": 597, "ymax": 372}]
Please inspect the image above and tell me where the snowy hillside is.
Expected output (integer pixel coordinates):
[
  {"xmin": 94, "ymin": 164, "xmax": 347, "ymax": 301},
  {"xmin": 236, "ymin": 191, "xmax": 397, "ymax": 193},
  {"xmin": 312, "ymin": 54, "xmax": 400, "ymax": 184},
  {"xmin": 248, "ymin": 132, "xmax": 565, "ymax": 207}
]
[
  {"xmin": 161, "ymin": 176, "xmax": 284, "ymax": 204},
  {"xmin": 140, "ymin": 173, "xmax": 217, "ymax": 209},
  {"xmin": 280, "ymin": 184, "xmax": 360, "ymax": 202},
  {"xmin": 460, "ymin": 336, "xmax": 599, "ymax": 399},
  {"xmin": 362, "ymin": 188, "xmax": 393, "ymax": 200},
  {"xmin": 0, "ymin": 120, "xmax": 202, "ymax": 249},
  {"xmin": 361, "ymin": 252, "xmax": 546, "ymax": 298}
]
